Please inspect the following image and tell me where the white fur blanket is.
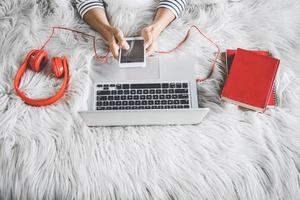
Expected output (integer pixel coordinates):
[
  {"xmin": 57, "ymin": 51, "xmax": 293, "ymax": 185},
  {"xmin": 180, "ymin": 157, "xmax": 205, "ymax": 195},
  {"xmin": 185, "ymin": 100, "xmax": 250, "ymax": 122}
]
[{"xmin": 1, "ymin": 0, "xmax": 300, "ymax": 199}]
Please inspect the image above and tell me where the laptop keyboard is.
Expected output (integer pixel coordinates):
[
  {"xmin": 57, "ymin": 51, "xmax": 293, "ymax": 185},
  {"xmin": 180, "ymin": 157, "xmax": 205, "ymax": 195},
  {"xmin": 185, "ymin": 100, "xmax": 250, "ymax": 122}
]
[{"xmin": 95, "ymin": 82, "xmax": 191, "ymax": 111}]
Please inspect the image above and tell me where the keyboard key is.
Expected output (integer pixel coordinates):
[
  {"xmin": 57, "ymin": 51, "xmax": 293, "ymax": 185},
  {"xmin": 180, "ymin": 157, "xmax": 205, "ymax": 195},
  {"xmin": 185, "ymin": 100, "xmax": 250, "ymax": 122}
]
[
  {"xmin": 99, "ymin": 96, "xmax": 107, "ymax": 100},
  {"xmin": 103, "ymin": 102, "xmax": 109, "ymax": 106},
  {"xmin": 140, "ymin": 95, "xmax": 146, "ymax": 100},
  {"xmin": 117, "ymin": 90, "xmax": 123, "ymax": 95},
  {"xmin": 172, "ymin": 95, "xmax": 178, "ymax": 99},
  {"xmin": 162, "ymin": 89, "xmax": 168, "ymax": 94},
  {"xmin": 168, "ymin": 100, "xmax": 173, "ymax": 104},
  {"xmin": 121, "ymin": 96, "xmax": 126, "ymax": 100},
  {"xmin": 127, "ymin": 96, "xmax": 133, "ymax": 100},
  {"xmin": 124, "ymin": 90, "xmax": 130, "ymax": 95},
  {"xmin": 114, "ymin": 96, "xmax": 120, "ymax": 100},
  {"xmin": 174, "ymin": 100, "xmax": 180, "ymax": 104},
  {"xmin": 97, "ymin": 102, "xmax": 102, "ymax": 106},
  {"xmin": 111, "ymin": 90, "xmax": 117, "ymax": 95},
  {"xmin": 97, "ymin": 84, "xmax": 103, "ymax": 87},
  {"xmin": 176, "ymin": 83, "xmax": 182, "ymax": 88},
  {"xmin": 98, "ymin": 91, "xmax": 110, "ymax": 95},
  {"xmin": 142, "ymin": 101, "xmax": 147, "ymax": 105},
  {"xmin": 161, "ymin": 100, "xmax": 167, "ymax": 105},
  {"xmin": 116, "ymin": 84, "xmax": 122, "ymax": 89},
  {"xmin": 159, "ymin": 95, "xmax": 165, "ymax": 99},
  {"xmin": 129, "ymin": 101, "xmax": 134, "ymax": 105},
  {"xmin": 135, "ymin": 101, "xmax": 141, "ymax": 105},
  {"xmin": 146, "ymin": 95, "xmax": 151, "ymax": 99},
  {"xmin": 156, "ymin": 89, "xmax": 162, "ymax": 94},
  {"xmin": 122, "ymin": 101, "xmax": 128, "ymax": 105},
  {"xmin": 178, "ymin": 94, "xmax": 189, "ymax": 99},
  {"xmin": 116, "ymin": 101, "xmax": 122, "ymax": 106},
  {"xmin": 148, "ymin": 100, "xmax": 154, "ymax": 105},
  {"xmin": 153, "ymin": 95, "xmax": 158, "ymax": 99},
  {"xmin": 169, "ymin": 89, "xmax": 174, "ymax": 93},
  {"xmin": 133, "ymin": 95, "xmax": 139, "ymax": 100},
  {"xmin": 175, "ymin": 89, "xmax": 188, "ymax": 93},
  {"xmin": 131, "ymin": 90, "xmax": 136, "ymax": 94},
  {"xmin": 108, "ymin": 96, "xmax": 113, "ymax": 100},
  {"xmin": 180, "ymin": 100, "xmax": 189, "ymax": 104},
  {"xmin": 143, "ymin": 90, "xmax": 149, "ymax": 94},
  {"xmin": 122, "ymin": 84, "xmax": 129, "ymax": 89},
  {"xmin": 162, "ymin": 83, "xmax": 169, "ymax": 88},
  {"xmin": 166, "ymin": 95, "xmax": 171, "ymax": 99},
  {"xmin": 184, "ymin": 105, "xmax": 189, "ymax": 108},
  {"xmin": 170, "ymin": 83, "xmax": 175, "ymax": 88},
  {"xmin": 131, "ymin": 83, "xmax": 161, "ymax": 89},
  {"xmin": 150, "ymin": 90, "xmax": 155, "ymax": 94},
  {"xmin": 137, "ymin": 90, "xmax": 142, "ymax": 94},
  {"xmin": 109, "ymin": 84, "xmax": 115, "ymax": 87},
  {"xmin": 155, "ymin": 100, "xmax": 160, "ymax": 105},
  {"xmin": 183, "ymin": 83, "xmax": 188, "ymax": 88}
]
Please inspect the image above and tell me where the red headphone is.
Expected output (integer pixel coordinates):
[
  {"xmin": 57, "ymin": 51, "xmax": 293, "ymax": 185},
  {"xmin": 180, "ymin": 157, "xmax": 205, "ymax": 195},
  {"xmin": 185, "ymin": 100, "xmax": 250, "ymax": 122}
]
[
  {"xmin": 14, "ymin": 26, "xmax": 110, "ymax": 107},
  {"xmin": 14, "ymin": 49, "xmax": 69, "ymax": 106}
]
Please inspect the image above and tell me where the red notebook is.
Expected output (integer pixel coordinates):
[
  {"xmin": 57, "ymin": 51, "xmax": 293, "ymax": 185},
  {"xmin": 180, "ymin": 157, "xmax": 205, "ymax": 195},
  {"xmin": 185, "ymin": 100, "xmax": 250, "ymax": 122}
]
[
  {"xmin": 221, "ymin": 48, "xmax": 280, "ymax": 112},
  {"xmin": 225, "ymin": 49, "xmax": 277, "ymax": 108},
  {"xmin": 225, "ymin": 49, "xmax": 269, "ymax": 75}
]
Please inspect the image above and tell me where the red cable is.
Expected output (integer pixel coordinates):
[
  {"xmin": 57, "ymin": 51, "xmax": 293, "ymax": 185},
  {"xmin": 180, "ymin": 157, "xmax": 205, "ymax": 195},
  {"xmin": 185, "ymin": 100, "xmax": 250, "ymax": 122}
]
[
  {"xmin": 157, "ymin": 25, "xmax": 221, "ymax": 83},
  {"xmin": 40, "ymin": 26, "xmax": 109, "ymax": 64}
]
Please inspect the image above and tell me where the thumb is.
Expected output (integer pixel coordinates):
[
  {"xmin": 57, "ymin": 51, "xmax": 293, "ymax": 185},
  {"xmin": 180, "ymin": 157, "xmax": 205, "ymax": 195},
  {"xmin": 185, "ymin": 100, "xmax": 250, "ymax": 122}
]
[{"xmin": 142, "ymin": 28, "xmax": 153, "ymax": 49}]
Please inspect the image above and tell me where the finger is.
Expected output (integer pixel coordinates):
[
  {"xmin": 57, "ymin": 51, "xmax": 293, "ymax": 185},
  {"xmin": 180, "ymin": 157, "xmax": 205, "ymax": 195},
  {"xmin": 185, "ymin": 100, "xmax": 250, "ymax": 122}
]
[
  {"xmin": 142, "ymin": 28, "xmax": 153, "ymax": 49},
  {"xmin": 109, "ymin": 39, "xmax": 120, "ymax": 59},
  {"xmin": 146, "ymin": 42, "xmax": 157, "ymax": 56},
  {"xmin": 114, "ymin": 28, "xmax": 129, "ymax": 49}
]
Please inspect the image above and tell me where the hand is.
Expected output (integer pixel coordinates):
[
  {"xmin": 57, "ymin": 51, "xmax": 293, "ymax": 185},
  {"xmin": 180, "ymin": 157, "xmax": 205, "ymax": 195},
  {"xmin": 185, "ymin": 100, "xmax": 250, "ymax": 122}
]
[
  {"xmin": 141, "ymin": 24, "xmax": 161, "ymax": 56},
  {"xmin": 141, "ymin": 8, "xmax": 176, "ymax": 56},
  {"xmin": 106, "ymin": 26, "xmax": 129, "ymax": 59}
]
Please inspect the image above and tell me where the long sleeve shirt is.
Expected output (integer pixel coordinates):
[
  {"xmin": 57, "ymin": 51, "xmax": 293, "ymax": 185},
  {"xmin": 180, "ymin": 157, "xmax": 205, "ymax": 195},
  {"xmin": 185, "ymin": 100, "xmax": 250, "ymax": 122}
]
[{"xmin": 75, "ymin": 0, "xmax": 187, "ymax": 19}]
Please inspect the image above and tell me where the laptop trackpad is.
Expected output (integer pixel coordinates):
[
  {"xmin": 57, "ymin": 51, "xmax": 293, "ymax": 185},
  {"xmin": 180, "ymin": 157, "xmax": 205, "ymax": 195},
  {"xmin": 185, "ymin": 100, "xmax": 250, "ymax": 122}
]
[{"xmin": 89, "ymin": 57, "xmax": 160, "ymax": 82}]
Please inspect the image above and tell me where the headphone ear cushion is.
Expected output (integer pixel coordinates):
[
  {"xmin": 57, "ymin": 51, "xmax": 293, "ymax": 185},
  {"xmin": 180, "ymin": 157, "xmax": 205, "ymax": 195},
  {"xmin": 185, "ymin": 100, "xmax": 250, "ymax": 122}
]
[
  {"xmin": 29, "ymin": 50, "xmax": 49, "ymax": 72},
  {"xmin": 51, "ymin": 57, "xmax": 65, "ymax": 78}
]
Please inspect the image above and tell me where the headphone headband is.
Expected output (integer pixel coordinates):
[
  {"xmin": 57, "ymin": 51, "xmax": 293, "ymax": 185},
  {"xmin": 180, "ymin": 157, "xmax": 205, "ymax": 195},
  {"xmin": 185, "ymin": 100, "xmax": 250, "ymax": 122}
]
[{"xmin": 14, "ymin": 49, "xmax": 69, "ymax": 106}]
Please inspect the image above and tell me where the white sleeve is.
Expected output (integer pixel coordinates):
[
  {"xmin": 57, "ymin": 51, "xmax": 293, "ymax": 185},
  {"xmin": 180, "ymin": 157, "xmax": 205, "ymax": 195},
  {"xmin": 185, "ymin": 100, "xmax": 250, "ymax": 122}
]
[
  {"xmin": 157, "ymin": 0, "xmax": 187, "ymax": 18},
  {"xmin": 75, "ymin": 0, "xmax": 104, "ymax": 19}
]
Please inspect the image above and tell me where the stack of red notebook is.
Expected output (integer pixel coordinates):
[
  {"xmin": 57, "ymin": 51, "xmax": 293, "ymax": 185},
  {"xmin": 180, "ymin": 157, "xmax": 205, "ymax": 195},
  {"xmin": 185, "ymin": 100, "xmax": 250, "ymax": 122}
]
[{"xmin": 221, "ymin": 48, "xmax": 280, "ymax": 112}]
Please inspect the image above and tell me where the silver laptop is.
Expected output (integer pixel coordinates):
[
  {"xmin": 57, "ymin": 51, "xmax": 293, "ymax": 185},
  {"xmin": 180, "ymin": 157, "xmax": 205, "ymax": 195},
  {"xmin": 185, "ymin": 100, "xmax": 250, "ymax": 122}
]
[{"xmin": 78, "ymin": 56, "xmax": 209, "ymax": 126}]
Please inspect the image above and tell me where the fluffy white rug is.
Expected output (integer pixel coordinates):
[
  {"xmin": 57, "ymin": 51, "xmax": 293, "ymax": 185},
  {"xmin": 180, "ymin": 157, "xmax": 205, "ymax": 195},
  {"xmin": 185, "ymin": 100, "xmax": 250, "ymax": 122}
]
[{"xmin": 1, "ymin": 0, "xmax": 300, "ymax": 199}]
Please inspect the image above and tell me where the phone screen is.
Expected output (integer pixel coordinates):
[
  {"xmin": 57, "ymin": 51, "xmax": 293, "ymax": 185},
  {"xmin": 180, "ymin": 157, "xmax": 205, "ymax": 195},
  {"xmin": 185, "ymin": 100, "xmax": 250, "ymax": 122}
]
[{"xmin": 120, "ymin": 39, "xmax": 144, "ymax": 63}]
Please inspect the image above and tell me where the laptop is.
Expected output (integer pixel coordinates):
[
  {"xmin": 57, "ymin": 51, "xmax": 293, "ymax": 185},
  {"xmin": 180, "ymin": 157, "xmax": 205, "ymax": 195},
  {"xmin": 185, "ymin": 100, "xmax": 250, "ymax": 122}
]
[{"xmin": 78, "ymin": 56, "xmax": 209, "ymax": 126}]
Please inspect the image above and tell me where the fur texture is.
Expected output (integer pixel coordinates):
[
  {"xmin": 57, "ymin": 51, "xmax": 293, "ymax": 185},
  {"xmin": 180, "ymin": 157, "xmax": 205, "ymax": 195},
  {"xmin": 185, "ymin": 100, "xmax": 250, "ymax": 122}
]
[{"xmin": 0, "ymin": 0, "xmax": 300, "ymax": 199}]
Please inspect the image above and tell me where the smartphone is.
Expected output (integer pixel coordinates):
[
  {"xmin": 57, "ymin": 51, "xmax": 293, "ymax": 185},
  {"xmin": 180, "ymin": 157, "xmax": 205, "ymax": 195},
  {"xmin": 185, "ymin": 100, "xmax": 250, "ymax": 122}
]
[{"xmin": 119, "ymin": 37, "xmax": 146, "ymax": 68}]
